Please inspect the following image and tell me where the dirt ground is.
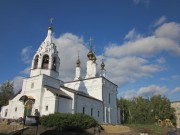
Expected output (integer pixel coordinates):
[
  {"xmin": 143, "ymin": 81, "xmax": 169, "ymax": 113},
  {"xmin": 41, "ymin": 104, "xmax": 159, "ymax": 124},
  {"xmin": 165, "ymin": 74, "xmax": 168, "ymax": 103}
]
[{"xmin": 0, "ymin": 124, "xmax": 139, "ymax": 135}]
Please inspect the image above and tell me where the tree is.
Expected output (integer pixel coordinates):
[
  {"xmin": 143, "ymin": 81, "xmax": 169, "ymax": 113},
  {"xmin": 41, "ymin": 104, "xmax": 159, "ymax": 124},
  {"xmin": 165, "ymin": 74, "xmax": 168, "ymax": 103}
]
[
  {"xmin": 150, "ymin": 95, "xmax": 176, "ymax": 122},
  {"xmin": 0, "ymin": 81, "xmax": 14, "ymax": 109},
  {"xmin": 118, "ymin": 98, "xmax": 130, "ymax": 123},
  {"xmin": 117, "ymin": 95, "xmax": 176, "ymax": 124}
]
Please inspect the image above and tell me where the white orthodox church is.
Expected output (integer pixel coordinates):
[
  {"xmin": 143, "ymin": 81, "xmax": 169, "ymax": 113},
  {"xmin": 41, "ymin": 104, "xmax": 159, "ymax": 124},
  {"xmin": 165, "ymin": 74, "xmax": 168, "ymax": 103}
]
[{"xmin": 1, "ymin": 22, "xmax": 120, "ymax": 124}]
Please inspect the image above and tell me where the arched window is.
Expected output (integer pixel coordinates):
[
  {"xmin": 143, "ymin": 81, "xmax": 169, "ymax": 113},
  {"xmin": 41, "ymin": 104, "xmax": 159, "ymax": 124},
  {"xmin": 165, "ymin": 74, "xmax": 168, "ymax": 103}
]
[
  {"xmin": 25, "ymin": 100, "xmax": 34, "ymax": 116},
  {"xmin": 52, "ymin": 57, "xmax": 56, "ymax": 71},
  {"xmin": 33, "ymin": 55, "xmax": 39, "ymax": 69},
  {"xmin": 42, "ymin": 55, "xmax": 49, "ymax": 69}
]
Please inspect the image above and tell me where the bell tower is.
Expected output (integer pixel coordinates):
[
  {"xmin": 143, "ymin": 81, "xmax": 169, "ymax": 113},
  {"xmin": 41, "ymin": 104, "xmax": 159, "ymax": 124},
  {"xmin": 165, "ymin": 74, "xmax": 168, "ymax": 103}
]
[{"xmin": 30, "ymin": 19, "xmax": 60, "ymax": 79}]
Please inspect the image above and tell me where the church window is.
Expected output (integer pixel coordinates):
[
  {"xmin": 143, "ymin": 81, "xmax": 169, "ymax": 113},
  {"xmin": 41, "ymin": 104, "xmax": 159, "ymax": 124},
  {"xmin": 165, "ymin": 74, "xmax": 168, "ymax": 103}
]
[
  {"xmin": 98, "ymin": 111, "xmax": 100, "ymax": 117},
  {"xmin": 33, "ymin": 55, "xmax": 39, "ymax": 69},
  {"xmin": 5, "ymin": 109, "xmax": 8, "ymax": 117},
  {"xmin": 91, "ymin": 108, "xmax": 93, "ymax": 116},
  {"xmin": 83, "ymin": 107, "xmax": 85, "ymax": 114},
  {"xmin": 42, "ymin": 55, "xmax": 49, "ymax": 69},
  {"xmin": 45, "ymin": 106, "xmax": 48, "ymax": 111},
  {"xmin": 31, "ymin": 82, "xmax": 34, "ymax": 88},
  {"xmin": 15, "ymin": 107, "xmax": 17, "ymax": 112},
  {"xmin": 109, "ymin": 93, "xmax": 110, "ymax": 104},
  {"xmin": 52, "ymin": 57, "xmax": 56, "ymax": 71}
]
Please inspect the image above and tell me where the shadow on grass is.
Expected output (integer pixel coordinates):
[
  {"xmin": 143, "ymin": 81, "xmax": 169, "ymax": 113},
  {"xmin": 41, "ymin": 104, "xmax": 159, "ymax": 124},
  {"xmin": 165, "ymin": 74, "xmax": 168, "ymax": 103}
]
[{"xmin": 40, "ymin": 129, "xmax": 92, "ymax": 135}]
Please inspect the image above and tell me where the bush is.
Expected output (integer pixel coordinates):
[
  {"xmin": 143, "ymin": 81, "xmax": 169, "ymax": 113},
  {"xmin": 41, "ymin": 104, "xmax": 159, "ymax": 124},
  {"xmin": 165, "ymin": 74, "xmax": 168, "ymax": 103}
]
[{"xmin": 40, "ymin": 113, "xmax": 98, "ymax": 131}]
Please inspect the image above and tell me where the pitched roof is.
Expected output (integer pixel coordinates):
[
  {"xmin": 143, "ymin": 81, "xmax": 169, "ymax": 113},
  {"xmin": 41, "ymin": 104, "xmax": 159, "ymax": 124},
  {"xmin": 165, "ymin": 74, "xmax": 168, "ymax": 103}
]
[
  {"xmin": 44, "ymin": 85, "xmax": 72, "ymax": 99},
  {"xmin": 61, "ymin": 86, "xmax": 102, "ymax": 102}
]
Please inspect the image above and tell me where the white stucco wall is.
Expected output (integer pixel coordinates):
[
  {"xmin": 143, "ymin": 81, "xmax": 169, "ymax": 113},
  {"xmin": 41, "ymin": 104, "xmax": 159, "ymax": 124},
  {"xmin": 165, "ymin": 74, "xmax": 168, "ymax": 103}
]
[
  {"xmin": 76, "ymin": 95, "xmax": 103, "ymax": 124},
  {"xmin": 0, "ymin": 94, "xmax": 24, "ymax": 119},
  {"xmin": 57, "ymin": 97, "xmax": 72, "ymax": 113},
  {"xmin": 102, "ymin": 78, "xmax": 118, "ymax": 124}
]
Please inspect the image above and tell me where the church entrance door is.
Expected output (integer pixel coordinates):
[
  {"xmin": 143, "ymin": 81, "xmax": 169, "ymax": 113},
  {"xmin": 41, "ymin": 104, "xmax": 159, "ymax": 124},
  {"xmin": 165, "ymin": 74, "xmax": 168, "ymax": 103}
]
[{"xmin": 25, "ymin": 100, "xmax": 34, "ymax": 116}]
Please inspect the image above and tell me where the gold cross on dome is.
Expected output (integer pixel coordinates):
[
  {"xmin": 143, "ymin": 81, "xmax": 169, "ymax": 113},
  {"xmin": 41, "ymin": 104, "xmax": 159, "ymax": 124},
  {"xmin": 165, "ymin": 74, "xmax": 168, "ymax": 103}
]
[
  {"xmin": 89, "ymin": 36, "xmax": 93, "ymax": 46},
  {"xmin": 50, "ymin": 17, "xmax": 53, "ymax": 25},
  {"xmin": 89, "ymin": 36, "xmax": 93, "ymax": 51},
  {"xmin": 77, "ymin": 50, "xmax": 80, "ymax": 57}
]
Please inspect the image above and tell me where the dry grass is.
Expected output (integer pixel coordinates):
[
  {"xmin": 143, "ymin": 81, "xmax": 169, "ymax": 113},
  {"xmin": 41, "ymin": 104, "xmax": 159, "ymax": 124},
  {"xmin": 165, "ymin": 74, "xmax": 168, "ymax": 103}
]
[
  {"xmin": 0, "ymin": 124, "xmax": 23, "ymax": 133},
  {"xmin": 101, "ymin": 124, "xmax": 131, "ymax": 133}
]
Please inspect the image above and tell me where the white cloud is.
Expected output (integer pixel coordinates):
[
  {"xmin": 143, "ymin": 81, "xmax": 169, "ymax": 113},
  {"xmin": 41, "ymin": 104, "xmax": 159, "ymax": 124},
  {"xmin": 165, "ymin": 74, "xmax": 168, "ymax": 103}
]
[
  {"xmin": 105, "ymin": 56, "xmax": 162, "ymax": 85},
  {"xmin": 155, "ymin": 22, "xmax": 180, "ymax": 40},
  {"xmin": 105, "ymin": 22, "xmax": 180, "ymax": 58},
  {"xmin": 171, "ymin": 75, "xmax": 180, "ymax": 80},
  {"xmin": 21, "ymin": 46, "xmax": 33, "ymax": 64},
  {"xmin": 124, "ymin": 28, "xmax": 142, "ymax": 41},
  {"xmin": 137, "ymin": 85, "xmax": 168, "ymax": 97},
  {"xmin": 123, "ymin": 85, "xmax": 168, "ymax": 99},
  {"xmin": 54, "ymin": 33, "xmax": 88, "ymax": 81},
  {"xmin": 133, "ymin": 0, "xmax": 150, "ymax": 6},
  {"xmin": 106, "ymin": 37, "xmax": 180, "ymax": 57},
  {"xmin": 20, "ymin": 67, "xmax": 31, "ymax": 75},
  {"xmin": 156, "ymin": 57, "xmax": 166, "ymax": 64},
  {"xmin": 160, "ymin": 75, "xmax": 180, "ymax": 81},
  {"xmin": 171, "ymin": 87, "xmax": 180, "ymax": 94},
  {"xmin": 154, "ymin": 16, "xmax": 167, "ymax": 27},
  {"xmin": 13, "ymin": 76, "xmax": 24, "ymax": 94},
  {"xmin": 123, "ymin": 90, "xmax": 138, "ymax": 99}
]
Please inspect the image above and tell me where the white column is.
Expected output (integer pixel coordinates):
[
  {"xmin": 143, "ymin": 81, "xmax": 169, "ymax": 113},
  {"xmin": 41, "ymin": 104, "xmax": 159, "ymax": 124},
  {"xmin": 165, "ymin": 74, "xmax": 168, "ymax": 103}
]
[
  {"xmin": 91, "ymin": 63, "xmax": 96, "ymax": 77},
  {"xmin": 85, "ymin": 60, "xmax": 92, "ymax": 78},
  {"xmin": 48, "ymin": 57, "xmax": 52, "ymax": 69},
  {"xmin": 74, "ymin": 67, "xmax": 81, "ymax": 80},
  {"xmin": 104, "ymin": 107, "xmax": 107, "ymax": 123},
  {"xmin": 108, "ymin": 107, "xmax": 111, "ymax": 123},
  {"xmin": 38, "ymin": 56, "xmax": 42, "ymax": 68}
]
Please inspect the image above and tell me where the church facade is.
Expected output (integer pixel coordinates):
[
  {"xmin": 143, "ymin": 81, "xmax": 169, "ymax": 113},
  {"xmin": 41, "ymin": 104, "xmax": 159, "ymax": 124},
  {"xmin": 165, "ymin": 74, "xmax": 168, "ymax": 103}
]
[{"xmin": 1, "ymin": 23, "xmax": 120, "ymax": 124}]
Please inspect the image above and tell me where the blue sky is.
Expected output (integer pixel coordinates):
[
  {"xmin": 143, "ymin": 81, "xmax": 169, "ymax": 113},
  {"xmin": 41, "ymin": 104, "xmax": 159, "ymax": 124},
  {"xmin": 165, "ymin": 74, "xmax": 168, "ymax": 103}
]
[{"xmin": 0, "ymin": 0, "xmax": 180, "ymax": 101}]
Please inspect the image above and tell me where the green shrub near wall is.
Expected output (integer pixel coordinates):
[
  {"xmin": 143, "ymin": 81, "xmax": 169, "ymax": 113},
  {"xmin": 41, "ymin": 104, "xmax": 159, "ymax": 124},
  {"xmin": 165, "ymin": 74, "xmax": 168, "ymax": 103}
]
[{"xmin": 40, "ymin": 113, "xmax": 98, "ymax": 131}]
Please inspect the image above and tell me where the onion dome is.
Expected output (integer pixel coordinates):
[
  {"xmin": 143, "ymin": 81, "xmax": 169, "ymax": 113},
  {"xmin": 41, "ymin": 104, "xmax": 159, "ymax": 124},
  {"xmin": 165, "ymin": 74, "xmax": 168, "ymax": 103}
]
[
  {"xmin": 76, "ymin": 56, "xmax": 81, "ymax": 67},
  {"xmin": 87, "ymin": 46, "xmax": 96, "ymax": 62},
  {"xmin": 87, "ymin": 49, "xmax": 94, "ymax": 60},
  {"xmin": 101, "ymin": 59, "xmax": 105, "ymax": 70},
  {"xmin": 48, "ymin": 25, "xmax": 53, "ymax": 31}
]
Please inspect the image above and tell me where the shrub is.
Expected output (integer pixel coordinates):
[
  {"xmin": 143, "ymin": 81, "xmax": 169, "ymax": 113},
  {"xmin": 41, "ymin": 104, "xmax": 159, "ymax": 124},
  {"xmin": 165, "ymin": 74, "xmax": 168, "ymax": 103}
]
[{"xmin": 40, "ymin": 113, "xmax": 98, "ymax": 131}]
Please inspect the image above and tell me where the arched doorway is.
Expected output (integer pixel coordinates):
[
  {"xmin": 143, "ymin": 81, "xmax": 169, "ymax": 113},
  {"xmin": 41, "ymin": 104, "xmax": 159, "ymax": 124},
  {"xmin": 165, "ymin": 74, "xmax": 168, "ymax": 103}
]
[{"xmin": 25, "ymin": 100, "xmax": 34, "ymax": 116}]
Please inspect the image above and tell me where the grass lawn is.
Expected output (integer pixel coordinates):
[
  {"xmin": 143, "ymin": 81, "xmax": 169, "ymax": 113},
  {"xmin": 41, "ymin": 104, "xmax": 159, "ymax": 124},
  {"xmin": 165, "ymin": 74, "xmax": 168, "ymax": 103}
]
[{"xmin": 126, "ymin": 124, "xmax": 171, "ymax": 135}]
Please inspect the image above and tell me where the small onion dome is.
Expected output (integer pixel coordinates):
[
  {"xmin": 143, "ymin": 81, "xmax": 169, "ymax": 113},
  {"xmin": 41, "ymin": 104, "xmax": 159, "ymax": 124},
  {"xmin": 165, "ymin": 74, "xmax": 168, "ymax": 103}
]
[
  {"xmin": 101, "ymin": 59, "xmax": 105, "ymax": 70},
  {"xmin": 87, "ymin": 50, "xmax": 94, "ymax": 60},
  {"xmin": 76, "ymin": 56, "xmax": 81, "ymax": 67},
  {"xmin": 48, "ymin": 25, "xmax": 53, "ymax": 31}
]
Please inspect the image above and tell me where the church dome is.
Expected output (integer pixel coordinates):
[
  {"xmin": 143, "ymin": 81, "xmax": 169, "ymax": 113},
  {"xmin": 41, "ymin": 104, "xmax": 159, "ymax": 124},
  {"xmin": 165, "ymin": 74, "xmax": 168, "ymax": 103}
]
[
  {"xmin": 87, "ymin": 50, "xmax": 94, "ymax": 60},
  {"xmin": 101, "ymin": 59, "xmax": 105, "ymax": 70},
  {"xmin": 76, "ymin": 56, "xmax": 81, "ymax": 67},
  {"xmin": 48, "ymin": 26, "xmax": 53, "ymax": 30}
]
